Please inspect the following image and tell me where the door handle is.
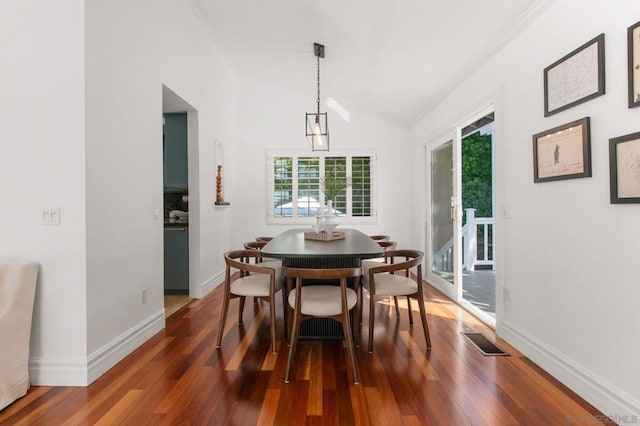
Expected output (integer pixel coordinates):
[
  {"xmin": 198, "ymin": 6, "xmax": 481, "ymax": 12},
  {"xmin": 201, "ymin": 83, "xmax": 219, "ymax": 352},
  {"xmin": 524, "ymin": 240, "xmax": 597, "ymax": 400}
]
[{"xmin": 450, "ymin": 205, "xmax": 456, "ymax": 222}]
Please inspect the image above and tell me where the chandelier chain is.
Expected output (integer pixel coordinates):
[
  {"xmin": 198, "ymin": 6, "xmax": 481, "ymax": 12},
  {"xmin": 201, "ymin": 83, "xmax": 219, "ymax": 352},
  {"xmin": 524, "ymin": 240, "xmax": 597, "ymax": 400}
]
[{"xmin": 316, "ymin": 55, "xmax": 321, "ymax": 115}]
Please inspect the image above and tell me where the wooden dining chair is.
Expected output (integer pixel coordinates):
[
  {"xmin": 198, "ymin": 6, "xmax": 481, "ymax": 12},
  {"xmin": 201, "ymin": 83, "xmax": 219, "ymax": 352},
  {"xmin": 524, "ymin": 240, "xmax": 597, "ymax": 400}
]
[
  {"xmin": 244, "ymin": 240, "xmax": 267, "ymax": 251},
  {"xmin": 282, "ymin": 267, "xmax": 361, "ymax": 384},
  {"xmin": 364, "ymin": 249, "xmax": 431, "ymax": 353},
  {"xmin": 243, "ymin": 241, "xmax": 283, "ymax": 304},
  {"xmin": 360, "ymin": 240, "xmax": 399, "ymax": 321},
  {"xmin": 361, "ymin": 241, "xmax": 397, "ymax": 273},
  {"xmin": 216, "ymin": 250, "xmax": 285, "ymax": 353},
  {"xmin": 244, "ymin": 241, "xmax": 282, "ymax": 265}
]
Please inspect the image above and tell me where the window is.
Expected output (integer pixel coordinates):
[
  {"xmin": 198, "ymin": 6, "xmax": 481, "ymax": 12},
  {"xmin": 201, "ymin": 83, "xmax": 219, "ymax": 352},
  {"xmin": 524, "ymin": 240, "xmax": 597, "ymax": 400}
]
[{"xmin": 267, "ymin": 151, "xmax": 376, "ymax": 223}]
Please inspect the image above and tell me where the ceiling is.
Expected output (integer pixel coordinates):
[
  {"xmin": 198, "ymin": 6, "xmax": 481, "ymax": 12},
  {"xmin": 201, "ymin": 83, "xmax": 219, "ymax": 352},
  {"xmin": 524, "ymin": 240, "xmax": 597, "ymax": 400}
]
[{"xmin": 190, "ymin": 0, "xmax": 546, "ymax": 127}]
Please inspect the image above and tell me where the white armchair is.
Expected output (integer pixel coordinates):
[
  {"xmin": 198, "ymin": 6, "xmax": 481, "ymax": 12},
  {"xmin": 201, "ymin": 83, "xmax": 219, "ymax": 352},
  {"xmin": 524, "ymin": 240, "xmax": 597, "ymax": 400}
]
[{"xmin": 0, "ymin": 260, "xmax": 38, "ymax": 411}]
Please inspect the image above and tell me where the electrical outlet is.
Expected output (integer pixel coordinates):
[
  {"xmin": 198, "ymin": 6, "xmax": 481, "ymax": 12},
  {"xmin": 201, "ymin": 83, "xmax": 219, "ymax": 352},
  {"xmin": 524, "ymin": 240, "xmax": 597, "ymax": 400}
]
[
  {"xmin": 503, "ymin": 203, "xmax": 511, "ymax": 219},
  {"xmin": 503, "ymin": 288, "xmax": 511, "ymax": 305},
  {"xmin": 140, "ymin": 288, "xmax": 148, "ymax": 304}
]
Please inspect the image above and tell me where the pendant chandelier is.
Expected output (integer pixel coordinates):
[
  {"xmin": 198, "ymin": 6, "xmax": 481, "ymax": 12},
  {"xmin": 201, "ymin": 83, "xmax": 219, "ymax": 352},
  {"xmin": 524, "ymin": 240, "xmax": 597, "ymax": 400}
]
[{"xmin": 306, "ymin": 43, "xmax": 329, "ymax": 151}]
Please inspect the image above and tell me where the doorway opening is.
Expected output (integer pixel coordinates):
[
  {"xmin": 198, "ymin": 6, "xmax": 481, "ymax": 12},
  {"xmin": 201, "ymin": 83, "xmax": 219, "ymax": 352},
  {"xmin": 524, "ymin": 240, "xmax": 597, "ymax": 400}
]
[
  {"xmin": 460, "ymin": 113, "xmax": 495, "ymax": 325},
  {"xmin": 162, "ymin": 85, "xmax": 199, "ymax": 318}
]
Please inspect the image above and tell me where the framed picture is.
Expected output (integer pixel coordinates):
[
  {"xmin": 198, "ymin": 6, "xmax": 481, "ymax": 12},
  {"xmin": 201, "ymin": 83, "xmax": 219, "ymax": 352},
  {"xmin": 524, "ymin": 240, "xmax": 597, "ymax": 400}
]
[
  {"xmin": 609, "ymin": 131, "xmax": 640, "ymax": 203},
  {"xmin": 544, "ymin": 34, "xmax": 605, "ymax": 117},
  {"xmin": 533, "ymin": 117, "xmax": 591, "ymax": 182},
  {"xmin": 628, "ymin": 21, "xmax": 640, "ymax": 108}
]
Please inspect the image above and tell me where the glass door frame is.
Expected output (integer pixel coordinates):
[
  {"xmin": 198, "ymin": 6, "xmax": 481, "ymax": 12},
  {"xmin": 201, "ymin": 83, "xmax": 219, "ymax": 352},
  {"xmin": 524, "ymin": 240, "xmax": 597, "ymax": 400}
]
[
  {"xmin": 425, "ymin": 102, "xmax": 498, "ymax": 327},
  {"xmin": 425, "ymin": 130, "xmax": 463, "ymax": 303}
]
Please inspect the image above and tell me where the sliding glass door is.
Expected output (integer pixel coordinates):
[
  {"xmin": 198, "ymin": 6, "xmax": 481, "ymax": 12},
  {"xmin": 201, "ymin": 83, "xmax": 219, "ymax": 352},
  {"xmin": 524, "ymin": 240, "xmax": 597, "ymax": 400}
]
[
  {"xmin": 425, "ymin": 105, "xmax": 497, "ymax": 327},
  {"xmin": 426, "ymin": 137, "xmax": 462, "ymax": 301}
]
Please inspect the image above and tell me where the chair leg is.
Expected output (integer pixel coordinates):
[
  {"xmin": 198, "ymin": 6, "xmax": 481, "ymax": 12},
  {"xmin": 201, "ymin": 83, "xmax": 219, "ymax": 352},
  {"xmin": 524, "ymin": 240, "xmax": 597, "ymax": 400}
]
[
  {"xmin": 286, "ymin": 278, "xmax": 294, "ymax": 345},
  {"xmin": 269, "ymin": 295, "xmax": 277, "ymax": 354},
  {"xmin": 416, "ymin": 290, "xmax": 432, "ymax": 349},
  {"xmin": 353, "ymin": 280, "xmax": 361, "ymax": 347},
  {"xmin": 281, "ymin": 288, "xmax": 288, "ymax": 341},
  {"xmin": 341, "ymin": 312, "xmax": 359, "ymax": 384},
  {"xmin": 407, "ymin": 296, "xmax": 414, "ymax": 325},
  {"xmin": 238, "ymin": 296, "xmax": 246, "ymax": 324},
  {"xmin": 284, "ymin": 301, "xmax": 301, "ymax": 383},
  {"xmin": 393, "ymin": 296, "xmax": 400, "ymax": 318},
  {"xmin": 368, "ymin": 291, "xmax": 375, "ymax": 353},
  {"xmin": 358, "ymin": 285, "xmax": 363, "ymax": 325},
  {"xmin": 353, "ymin": 303, "xmax": 360, "ymax": 348},
  {"xmin": 216, "ymin": 293, "xmax": 230, "ymax": 348}
]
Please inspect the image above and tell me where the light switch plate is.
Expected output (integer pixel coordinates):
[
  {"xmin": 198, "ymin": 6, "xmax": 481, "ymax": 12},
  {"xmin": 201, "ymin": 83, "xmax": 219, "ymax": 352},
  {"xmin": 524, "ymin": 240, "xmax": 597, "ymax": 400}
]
[{"xmin": 41, "ymin": 207, "xmax": 60, "ymax": 225}]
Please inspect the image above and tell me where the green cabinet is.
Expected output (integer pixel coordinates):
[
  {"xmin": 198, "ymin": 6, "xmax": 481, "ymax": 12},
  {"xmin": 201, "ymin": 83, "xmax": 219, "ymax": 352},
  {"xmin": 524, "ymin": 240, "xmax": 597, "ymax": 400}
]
[
  {"xmin": 163, "ymin": 113, "xmax": 188, "ymax": 191},
  {"xmin": 164, "ymin": 228, "xmax": 189, "ymax": 292}
]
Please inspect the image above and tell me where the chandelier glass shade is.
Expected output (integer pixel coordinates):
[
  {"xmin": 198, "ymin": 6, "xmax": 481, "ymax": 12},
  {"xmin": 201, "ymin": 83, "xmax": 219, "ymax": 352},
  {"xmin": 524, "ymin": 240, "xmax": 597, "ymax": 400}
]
[{"xmin": 306, "ymin": 43, "xmax": 329, "ymax": 151}]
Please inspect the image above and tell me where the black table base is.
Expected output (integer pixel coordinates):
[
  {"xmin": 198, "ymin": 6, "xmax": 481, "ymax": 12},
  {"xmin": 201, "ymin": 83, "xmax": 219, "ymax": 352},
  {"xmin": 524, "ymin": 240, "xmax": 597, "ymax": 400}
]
[{"xmin": 284, "ymin": 256, "xmax": 359, "ymax": 339}]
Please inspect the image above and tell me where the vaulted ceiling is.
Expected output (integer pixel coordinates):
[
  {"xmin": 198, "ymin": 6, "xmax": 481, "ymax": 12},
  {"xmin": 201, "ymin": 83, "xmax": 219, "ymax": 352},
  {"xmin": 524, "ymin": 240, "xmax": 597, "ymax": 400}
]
[{"xmin": 190, "ymin": 0, "xmax": 547, "ymax": 126}]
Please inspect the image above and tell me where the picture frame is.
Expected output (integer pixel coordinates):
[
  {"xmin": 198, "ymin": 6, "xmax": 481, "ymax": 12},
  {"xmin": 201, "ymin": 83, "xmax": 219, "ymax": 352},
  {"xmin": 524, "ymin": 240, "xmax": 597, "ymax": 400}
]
[
  {"xmin": 533, "ymin": 117, "xmax": 591, "ymax": 183},
  {"xmin": 628, "ymin": 21, "xmax": 640, "ymax": 108},
  {"xmin": 544, "ymin": 34, "xmax": 605, "ymax": 117},
  {"xmin": 609, "ymin": 131, "xmax": 640, "ymax": 203}
]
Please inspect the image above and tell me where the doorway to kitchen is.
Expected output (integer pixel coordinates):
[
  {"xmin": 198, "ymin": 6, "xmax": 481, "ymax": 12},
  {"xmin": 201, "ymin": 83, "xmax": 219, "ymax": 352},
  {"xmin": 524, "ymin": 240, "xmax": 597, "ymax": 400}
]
[{"xmin": 162, "ymin": 85, "xmax": 198, "ymax": 318}]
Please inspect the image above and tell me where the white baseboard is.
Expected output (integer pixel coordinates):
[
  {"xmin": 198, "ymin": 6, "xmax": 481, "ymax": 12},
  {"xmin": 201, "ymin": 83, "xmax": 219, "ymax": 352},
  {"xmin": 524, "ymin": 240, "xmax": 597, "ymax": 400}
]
[
  {"xmin": 499, "ymin": 320, "xmax": 640, "ymax": 419},
  {"xmin": 29, "ymin": 357, "xmax": 89, "ymax": 386},
  {"xmin": 86, "ymin": 309, "xmax": 165, "ymax": 385},
  {"xmin": 201, "ymin": 271, "xmax": 224, "ymax": 297},
  {"xmin": 29, "ymin": 309, "xmax": 165, "ymax": 386}
]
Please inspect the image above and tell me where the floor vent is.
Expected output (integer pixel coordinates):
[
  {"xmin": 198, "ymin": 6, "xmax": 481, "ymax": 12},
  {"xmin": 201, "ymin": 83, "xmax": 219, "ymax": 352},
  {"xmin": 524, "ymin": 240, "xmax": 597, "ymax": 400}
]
[{"xmin": 462, "ymin": 332, "xmax": 509, "ymax": 356}]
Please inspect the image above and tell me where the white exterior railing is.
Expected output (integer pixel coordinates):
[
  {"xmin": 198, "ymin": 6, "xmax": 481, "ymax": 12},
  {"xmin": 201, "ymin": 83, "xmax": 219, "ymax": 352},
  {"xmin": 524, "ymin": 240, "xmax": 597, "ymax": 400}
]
[
  {"xmin": 462, "ymin": 208, "xmax": 494, "ymax": 271},
  {"xmin": 432, "ymin": 208, "xmax": 495, "ymax": 274}
]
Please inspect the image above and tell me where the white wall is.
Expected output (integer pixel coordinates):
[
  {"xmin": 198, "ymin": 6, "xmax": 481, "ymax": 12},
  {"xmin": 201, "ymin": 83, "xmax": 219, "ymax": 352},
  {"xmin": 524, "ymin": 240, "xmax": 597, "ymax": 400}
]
[
  {"xmin": 411, "ymin": 0, "xmax": 640, "ymax": 416},
  {"xmin": 230, "ymin": 76, "xmax": 412, "ymax": 249},
  {"xmin": 84, "ymin": 0, "xmax": 235, "ymax": 383},
  {"xmin": 2, "ymin": 0, "xmax": 232, "ymax": 385},
  {"xmin": 0, "ymin": 0, "xmax": 88, "ymax": 384}
]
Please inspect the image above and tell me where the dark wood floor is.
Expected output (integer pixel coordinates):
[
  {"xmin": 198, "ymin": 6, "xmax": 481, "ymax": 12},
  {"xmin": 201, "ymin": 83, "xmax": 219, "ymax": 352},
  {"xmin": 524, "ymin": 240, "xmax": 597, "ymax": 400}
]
[{"xmin": 0, "ymin": 281, "xmax": 608, "ymax": 425}]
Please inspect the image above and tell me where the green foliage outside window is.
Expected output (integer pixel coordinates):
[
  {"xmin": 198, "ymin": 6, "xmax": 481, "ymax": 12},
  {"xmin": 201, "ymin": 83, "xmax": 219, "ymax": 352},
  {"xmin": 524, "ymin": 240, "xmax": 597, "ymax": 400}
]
[{"xmin": 462, "ymin": 132, "xmax": 492, "ymax": 221}]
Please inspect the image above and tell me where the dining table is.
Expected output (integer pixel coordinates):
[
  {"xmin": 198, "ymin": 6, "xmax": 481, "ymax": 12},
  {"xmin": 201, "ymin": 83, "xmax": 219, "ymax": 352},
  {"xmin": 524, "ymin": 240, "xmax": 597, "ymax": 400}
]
[
  {"xmin": 261, "ymin": 228, "xmax": 383, "ymax": 268},
  {"xmin": 261, "ymin": 228, "xmax": 383, "ymax": 339}
]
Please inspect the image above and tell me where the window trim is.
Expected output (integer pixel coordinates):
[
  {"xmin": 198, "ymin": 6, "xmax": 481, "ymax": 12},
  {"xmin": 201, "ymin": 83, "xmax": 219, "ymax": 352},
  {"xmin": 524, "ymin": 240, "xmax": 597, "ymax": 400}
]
[{"xmin": 266, "ymin": 150, "xmax": 377, "ymax": 225}]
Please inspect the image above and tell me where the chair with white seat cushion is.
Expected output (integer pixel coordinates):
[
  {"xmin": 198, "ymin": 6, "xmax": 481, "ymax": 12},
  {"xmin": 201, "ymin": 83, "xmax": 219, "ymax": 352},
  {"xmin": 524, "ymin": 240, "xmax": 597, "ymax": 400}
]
[
  {"xmin": 360, "ymin": 240, "xmax": 397, "ymax": 286},
  {"xmin": 360, "ymin": 240, "xmax": 398, "ymax": 318},
  {"xmin": 364, "ymin": 249, "xmax": 431, "ymax": 353},
  {"xmin": 243, "ymin": 241, "xmax": 283, "ymax": 271},
  {"xmin": 282, "ymin": 267, "xmax": 361, "ymax": 384},
  {"xmin": 216, "ymin": 250, "xmax": 284, "ymax": 353}
]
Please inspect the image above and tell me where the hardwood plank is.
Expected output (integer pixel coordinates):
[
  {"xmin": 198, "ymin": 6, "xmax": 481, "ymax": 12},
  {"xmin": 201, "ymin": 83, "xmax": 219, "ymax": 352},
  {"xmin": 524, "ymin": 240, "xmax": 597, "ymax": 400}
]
[
  {"xmin": 307, "ymin": 341, "xmax": 324, "ymax": 416},
  {"xmin": 321, "ymin": 389, "xmax": 339, "ymax": 425},
  {"xmin": 223, "ymin": 309, "xmax": 267, "ymax": 371},
  {"xmin": 348, "ymin": 381, "xmax": 372, "ymax": 425},
  {"xmin": 94, "ymin": 389, "xmax": 143, "ymax": 425},
  {"xmin": 0, "ymin": 280, "xmax": 609, "ymax": 425},
  {"xmin": 256, "ymin": 388, "xmax": 280, "ymax": 425}
]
